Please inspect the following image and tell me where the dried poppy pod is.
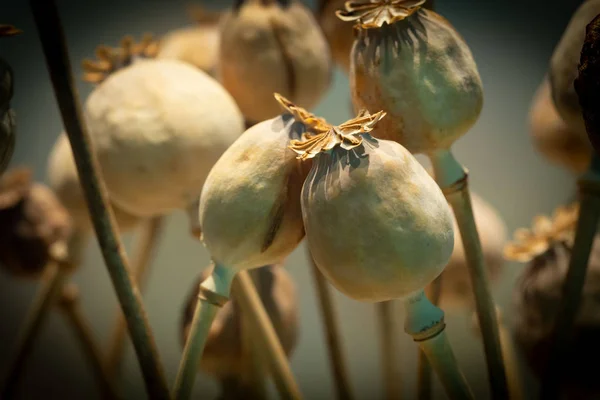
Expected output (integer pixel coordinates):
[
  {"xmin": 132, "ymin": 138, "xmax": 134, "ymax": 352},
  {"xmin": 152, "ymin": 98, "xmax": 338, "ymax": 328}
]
[
  {"xmin": 218, "ymin": 0, "xmax": 332, "ymax": 123},
  {"xmin": 339, "ymin": 1, "xmax": 483, "ymax": 154},
  {"xmin": 0, "ymin": 168, "xmax": 72, "ymax": 278},
  {"xmin": 83, "ymin": 35, "xmax": 245, "ymax": 218},
  {"xmin": 431, "ymin": 192, "xmax": 507, "ymax": 309},
  {"xmin": 47, "ymin": 133, "xmax": 140, "ymax": 235},
  {"xmin": 181, "ymin": 264, "xmax": 298, "ymax": 380},
  {"xmin": 289, "ymin": 109, "xmax": 454, "ymax": 303},
  {"xmin": 506, "ymin": 204, "xmax": 600, "ymax": 398},
  {"xmin": 157, "ymin": 6, "xmax": 222, "ymax": 77},
  {"xmin": 549, "ymin": 0, "xmax": 600, "ymax": 138},
  {"xmin": 529, "ymin": 77, "xmax": 592, "ymax": 174},
  {"xmin": 0, "ymin": 25, "xmax": 22, "ymax": 175}
]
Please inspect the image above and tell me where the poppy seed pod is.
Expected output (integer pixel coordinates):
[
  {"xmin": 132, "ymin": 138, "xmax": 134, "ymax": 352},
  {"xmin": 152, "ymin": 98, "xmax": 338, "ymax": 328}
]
[
  {"xmin": 47, "ymin": 133, "xmax": 140, "ymax": 234},
  {"xmin": 0, "ymin": 168, "xmax": 72, "ymax": 278},
  {"xmin": 549, "ymin": 0, "xmax": 600, "ymax": 137},
  {"xmin": 181, "ymin": 263, "xmax": 298, "ymax": 379},
  {"xmin": 157, "ymin": 6, "xmax": 222, "ymax": 77},
  {"xmin": 512, "ymin": 233, "xmax": 600, "ymax": 397},
  {"xmin": 290, "ymin": 108, "xmax": 454, "ymax": 303},
  {"xmin": 340, "ymin": 1, "xmax": 483, "ymax": 154},
  {"xmin": 218, "ymin": 0, "xmax": 332, "ymax": 122},
  {"xmin": 83, "ymin": 36, "xmax": 245, "ymax": 218},
  {"xmin": 432, "ymin": 192, "xmax": 507, "ymax": 309},
  {"xmin": 529, "ymin": 78, "xmax": 592, "ymax": 174},
  {"xmin": 199, "ymin": 95, "xmax": 311, "ymax": 271}
]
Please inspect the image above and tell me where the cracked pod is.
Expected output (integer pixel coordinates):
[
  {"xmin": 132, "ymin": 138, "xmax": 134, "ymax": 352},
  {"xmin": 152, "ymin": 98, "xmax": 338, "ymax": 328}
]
[
  {"xmin": 507, "ymin": 205, "xmax": 600, "ymax": 397},
  {"xmin": 431, "ymin": 192, "xmax": 507, "ymax": 309},
  {"xmin": 290, "ymin": 109, "xmax": 454, "ymax": 302},
  {"xmin": 181, "ymin": 263, "xmax": 298, "ymax": 379},
  {"xmin": 549, "ymin": 0, "xmax": 600, "ymax": 139},
  {"xmin": 0, "ymin": 168, "xmax": 72, "ymax": 278},
  {"xmin": 529, "ymin": 78, "xmax": 592, "ymax": 174},
  {"xmin": 199, "ymin": 95, "xmax": 311, "ymax": 270},
  {"xmin": 0, "ymin": 25, "xmax": 21, "ymax": 175},
  {"xmin": 340, "ymin": 1, "xmax": 483, "ymax": 154},
  {"xmin": 218, "ymin": 0, "xmax": 332, "ymax": 122},
  {"xmin": 83, "ymin": 35, "xmax": 245, "ymax": 217},
  {"xmin": 47, "ymin": 133, "xmax": 140, "ymax": 234},
  {"xmin": 158, "ymin": 6, "xmax": 222, "ymax": 77}
]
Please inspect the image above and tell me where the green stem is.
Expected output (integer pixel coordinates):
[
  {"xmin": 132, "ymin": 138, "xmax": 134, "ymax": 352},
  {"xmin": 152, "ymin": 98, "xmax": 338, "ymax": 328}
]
[
  {"xmin": 417, "ymin": 276, "xmax": 443, "ymax": 400},
  {"xmin": 28, "ymin": 1, "xmax": 170, "ymax": 398}
]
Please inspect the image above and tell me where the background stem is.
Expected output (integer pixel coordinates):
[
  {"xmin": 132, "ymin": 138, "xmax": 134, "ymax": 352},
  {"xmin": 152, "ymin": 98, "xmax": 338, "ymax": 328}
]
[
  {"xmin": 417, "ymin": 276, "xmax": 443, "ymax": 400},
  {"xmin": 377, "ymin": 301, "xmax": 401, "ymax": 400}
]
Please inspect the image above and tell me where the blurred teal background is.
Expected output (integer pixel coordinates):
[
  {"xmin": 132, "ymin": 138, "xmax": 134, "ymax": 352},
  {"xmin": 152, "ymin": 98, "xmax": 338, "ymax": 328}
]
[{"xmin": 0, "ymin": 0, "xmax": 586, "ymax": 398}]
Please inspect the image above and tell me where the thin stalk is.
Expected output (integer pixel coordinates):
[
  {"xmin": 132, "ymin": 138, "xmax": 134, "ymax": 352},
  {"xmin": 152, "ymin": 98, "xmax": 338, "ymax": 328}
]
[
  {"xmin": 430, "ymin": 149, "xmax": 508, "ymax": 400},
  {"xmin": 417, "ymin": 275, "xmax": 443, "ymax": 400},
  {"xmin": 58, "ymin": 283, "xmax": 121, "ymax": 400},
  {"xmin": 309, "ymin": 253, "xmax": 354, "ymax": 400},
  {"xmin": 0, "ymin": 262, "xmax": 70, "ymax": 398},
  {"xmin": 377, "ymin": 301, "xmax": 401, "ymax": 400},
  {"xmin": 404, "ymin": 290, "xmax": 473, "ymax": 400},
  {"xmin": 29, "ymin": 1, "xmax": 170, "ymax": 397},
  {"xmin": 498, "ymin": 323, "xmax": 523, "ymax": 400},
  {"xmin": 540, "ymin": 154, "xmax": 600, "ymax": 399},
  {"xmin": 235, "ymin": 270, "xmax": 302, "ymax": 400},
  {"xmin": 107, "ymin": 216, "xmax": 164, "ymax": 378}
]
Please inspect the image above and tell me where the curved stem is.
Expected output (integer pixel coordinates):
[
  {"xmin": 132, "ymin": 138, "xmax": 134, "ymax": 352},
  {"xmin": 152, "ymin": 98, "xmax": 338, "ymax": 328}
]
[
  {"xmin": 58, "ymin": 284, "xmax": 122, "ymax": 400},
  {"xmin": 430, "ymin": 149, "xmax": 508, "ymax": 400},
  {"xmin": 540, "ymin": 154, "xmax": 600, "ymax": 399},
  {"xmin": 107, "ymin": 216, "xmax": 164, "ymax": 378},
  {"xmin": 403, "ymin": 291, "xmax": 473, "ymax": 400},
  {"xmin": 377, "ymin": 301, "xmax": 401, "ymax": 400},
  {"xmin": 0, "ymin": 262, "xmax": 70, "ymax": 398},
  {"xmin": 417, "ymin": 275, "xmax": 443, "ymax": 400},
  {"xmin": 29, "ymin": 1, "xmax": 170, "ymax": 398},
  {"xmin": 309, "ymin": 252, "xmax": 354, "ymax": 400}
]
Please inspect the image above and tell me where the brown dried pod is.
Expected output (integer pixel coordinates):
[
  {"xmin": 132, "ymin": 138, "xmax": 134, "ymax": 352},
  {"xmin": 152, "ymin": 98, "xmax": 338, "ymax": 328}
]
[
  {"xmin": 218, "ymin": 0, "xmax": 332, "ymax": 122},
  {"xmin": 0, "ymin": 168, "xmax": 72, "ymax": 278},
  {"xmin": 549, "ymin": 0, "xmax": 600, "ymax": 137},
  {"xmin": 47, "ymin": 133, "xmax": 140, "ymax": 235},
  {"xmin": 83, "ymin": 35, "xmax": 245, "ymax": 218},
  {"xmin": 181, "ymin": 263, "xmax": 298, "ymax": 380},
  {"xmin": 339, "ymin": 1, "xmax": 483, "ymax": 154},
  {"xmin": 529, "ymin": 78, "xmax": 592, "ymax": 174},
  {"xmin": 157, "ymin": 6, "xmax": 222, "ymax": 77},
  {"xmin": 431, "ymin": 192, "xmax": 507, "ymax": 309},
  {"xmin": 509, "ymin": 206, "xmax": 600, "ymax": 398},
  {"xmin": 317, "ymin": 0, "xmax": 354, "ymax": 73},
  {"xmin": 198, "ymin": 94, "xmax": 311, "ymax": 271}
]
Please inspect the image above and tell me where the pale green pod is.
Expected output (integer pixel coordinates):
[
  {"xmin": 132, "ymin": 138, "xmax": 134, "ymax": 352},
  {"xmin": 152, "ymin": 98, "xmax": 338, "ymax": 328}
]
[
  {"xmin": 85, "ymin": 59, "xmax": 244, "ymax": 218},
  {"xmin": 199, "ymin": 114, "xmax": 309, "ymax": 271},
  {"xmin": 348, "ymin": 8, "xmax": 483, "ymax": 154},
  {"xmin": 219, "ymin": 0, "xmax": 332, "ymax": 122},
  {"xmin": 302, "ymin": 135, "xmax": 454, "ymax": 302}
]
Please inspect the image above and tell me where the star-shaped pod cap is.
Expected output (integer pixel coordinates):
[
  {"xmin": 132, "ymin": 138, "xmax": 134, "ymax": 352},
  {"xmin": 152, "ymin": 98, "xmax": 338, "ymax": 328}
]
[{"xmin": 336, "ymin": 0, "xmax": 425, "ymax": 29}]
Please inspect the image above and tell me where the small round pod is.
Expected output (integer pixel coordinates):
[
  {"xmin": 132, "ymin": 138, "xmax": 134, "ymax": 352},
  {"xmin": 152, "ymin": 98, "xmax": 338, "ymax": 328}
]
[
  {"xmin": 181, "ymin": 263, "xmax": 298, "ymax": 380},
  {"xmin": 198, "ymin": 95, "xmax": 313, "ymax": 271},
  {"xmin": 338, "ymin": 1, "xmax": 483, "ymax": 154},
  {"xmin": 505, "ymin": 204, "xmax": 600, "ymax": 398},
  {"xmin": 549, "ymin": 0, "xmax": 600, "ymax": 138},
  {"xmin": 290, "ymin": 109, "xmax": 454, "ymax": 302},
  {"xmin": 82, "ymin": 35, "xmax": 245, "ymax": 218},
  {"xmin": 529, "ymin": 78, "xmax": 592, "ymax": 174},
  {"xmin": 157, "ymin": 6, "xmax": 222, "ymax": 77},
  {"xmin": 0, "ymin": 25, "xmax": 22, "ymax": 175},
  {"xmin": 218, "ymin": 0, "xmax": 332, "ymax": 123},
  {"xmin": 0, "ymin": 168, "xmax": 72, "ymax": 278},
  {"xmin": 47, "ymin": 132, "xmax": 140, "ymax": 235},
  {"xmin": 431, "ymin": 192, "xmax": 507, "ymax": 309}
]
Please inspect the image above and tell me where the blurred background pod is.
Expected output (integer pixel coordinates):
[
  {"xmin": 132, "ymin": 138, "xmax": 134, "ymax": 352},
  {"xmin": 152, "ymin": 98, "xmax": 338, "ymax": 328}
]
[
  {"xmin": 317, "ymin": 0, "xmax": 353, "ymax": 74},
  {"xmin": 82, "ymin": 34, "xmax": 245, "ymax": 218},
  {"xmin": 181, "ymin": 263, "xmax": 298, "ymax": 398},
  {"xmin": 218, "ymin": 0, "xmax": 332, "ymax": 122},
  {"xmin": 157, "ymin": 5, "xmax": 223, "ymax": 77},
  {"xmin": 529, "ymin": 77, "xmax": 592, "ymax": 175}
]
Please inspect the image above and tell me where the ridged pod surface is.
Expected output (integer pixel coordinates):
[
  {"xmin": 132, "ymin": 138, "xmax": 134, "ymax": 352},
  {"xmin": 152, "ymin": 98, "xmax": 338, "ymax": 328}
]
[
  {"xmin": 346, "ymin": 4, "xmax": 483, "ymax": 154},
  {"xmin": 85, "ymin": 59, "xmax": 244, "ymax": 218},
  {"xmin": 219, "ymin": 0, "xmax": 332, "ymax": 122},
  {"xmin": 181, "ymin": 263, "xmax": 298, "ymax": 379},
  {"xmin": 199, "ymin": 113, "xmax": 310, "ymax": 270},
  {"xmin": 47, "ymin": 133, "xmax": 140, "ymax": 234}
]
